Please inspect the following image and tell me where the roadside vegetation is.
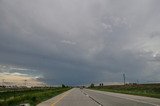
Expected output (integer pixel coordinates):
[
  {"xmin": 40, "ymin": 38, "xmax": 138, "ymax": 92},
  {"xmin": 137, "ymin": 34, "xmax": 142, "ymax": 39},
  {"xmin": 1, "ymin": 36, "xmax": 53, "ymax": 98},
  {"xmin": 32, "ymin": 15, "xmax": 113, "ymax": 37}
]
[
  {"xmin": 0, "ymin": 86, "xmax": 71, "ymax": 106},
  {"xmin": 89, "ymin": 83, "xmax": 160, "ymax": 99}
]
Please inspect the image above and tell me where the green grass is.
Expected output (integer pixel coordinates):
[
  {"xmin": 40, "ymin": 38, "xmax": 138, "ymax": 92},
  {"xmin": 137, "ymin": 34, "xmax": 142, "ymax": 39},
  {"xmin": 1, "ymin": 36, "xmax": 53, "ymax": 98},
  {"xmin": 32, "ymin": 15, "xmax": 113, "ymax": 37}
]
[
  {"xmin": 0, "ymin": 87, "xmax": 71, "ymax": 106},
  {"xmin": 89, "ymin": 83, "xmax": 160, "ymax": 99}
]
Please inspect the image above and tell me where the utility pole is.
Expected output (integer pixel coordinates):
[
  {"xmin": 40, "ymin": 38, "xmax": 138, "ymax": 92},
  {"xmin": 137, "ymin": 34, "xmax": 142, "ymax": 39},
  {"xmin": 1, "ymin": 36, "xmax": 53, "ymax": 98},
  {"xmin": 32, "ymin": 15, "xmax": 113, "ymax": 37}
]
[
  {"xmin": 123, "ymin": 74, "xmax": 126, "ymax": 85},
  {"xmin": 2, "ymin": 79, "xmax": 5, "ymax": 86},
  {"xmin": 137, "ymin": 80, "xmax": 139, "ymax": 84},
  {"xmin": 24, "ymin": 80, "xmax": 27, "ymax": 87}
]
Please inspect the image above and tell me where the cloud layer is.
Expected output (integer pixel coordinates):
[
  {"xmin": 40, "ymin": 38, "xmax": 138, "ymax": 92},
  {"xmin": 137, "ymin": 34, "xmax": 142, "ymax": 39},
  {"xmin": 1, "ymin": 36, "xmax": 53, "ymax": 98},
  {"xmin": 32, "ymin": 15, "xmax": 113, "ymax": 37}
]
[{"xmin": 0, "ymin": 0, "xmax": 160, "ymax": 85}]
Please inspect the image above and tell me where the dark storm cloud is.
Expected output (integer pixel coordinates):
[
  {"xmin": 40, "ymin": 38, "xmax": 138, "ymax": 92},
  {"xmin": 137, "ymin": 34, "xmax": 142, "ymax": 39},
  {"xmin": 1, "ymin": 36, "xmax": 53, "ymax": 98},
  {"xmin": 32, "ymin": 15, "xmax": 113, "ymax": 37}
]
[{"xmin": 0, "ymin": 0, "xmax": 160, "ymax": 85}]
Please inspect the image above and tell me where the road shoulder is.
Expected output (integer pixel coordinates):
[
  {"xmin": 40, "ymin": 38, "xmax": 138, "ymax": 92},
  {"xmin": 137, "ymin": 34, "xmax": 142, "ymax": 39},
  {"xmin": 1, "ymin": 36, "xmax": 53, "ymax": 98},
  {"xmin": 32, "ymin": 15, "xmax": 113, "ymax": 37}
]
[
  {"xmin": 37, "ymin": 89, "xmax": 73, "ymax": 106},
  {"xmin": 85, "ymin": 89, "xmax": 160, "ymax": 105}
]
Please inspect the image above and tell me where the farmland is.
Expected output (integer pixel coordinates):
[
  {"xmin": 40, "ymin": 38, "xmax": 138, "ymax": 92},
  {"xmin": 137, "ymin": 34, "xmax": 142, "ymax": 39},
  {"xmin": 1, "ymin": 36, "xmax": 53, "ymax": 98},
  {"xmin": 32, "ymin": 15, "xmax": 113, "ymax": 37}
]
[
  {"xmin": 0, "ymin": 87, "xmax": 71, "ymax": 106},
  {"xmin": 89, "ymin": 83, "xmax": 160, "ymax": 99}
]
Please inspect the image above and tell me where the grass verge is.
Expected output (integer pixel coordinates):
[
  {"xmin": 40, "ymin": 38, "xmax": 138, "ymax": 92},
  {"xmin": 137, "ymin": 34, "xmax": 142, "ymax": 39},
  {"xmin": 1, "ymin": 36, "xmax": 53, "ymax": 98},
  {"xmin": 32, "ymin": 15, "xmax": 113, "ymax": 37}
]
[
  {"xmin": 0, "ymin": 87, "xmax": 71, "ymax": 106},
  {"xmin": 89, "ymin": 84, "xmax": 160, "ymax": 99}
]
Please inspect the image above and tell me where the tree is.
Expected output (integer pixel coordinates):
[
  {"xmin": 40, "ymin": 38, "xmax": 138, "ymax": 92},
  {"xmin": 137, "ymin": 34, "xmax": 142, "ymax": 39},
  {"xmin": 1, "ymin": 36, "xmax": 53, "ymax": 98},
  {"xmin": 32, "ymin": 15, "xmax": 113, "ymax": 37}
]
[
  {"xmin": 90, "ymin": 83, "xmax": 94, "ymax": 88},
  {"xmin": 99, "ymin": 83, "xmax": 104, "ymax": 87},
  {"xmin": 62, "ymin": 84, "xmax": 66, "ymax": 88},
  {"xmin": 99, "ymin": 83, "xmax": 102, "ymax": 86}
]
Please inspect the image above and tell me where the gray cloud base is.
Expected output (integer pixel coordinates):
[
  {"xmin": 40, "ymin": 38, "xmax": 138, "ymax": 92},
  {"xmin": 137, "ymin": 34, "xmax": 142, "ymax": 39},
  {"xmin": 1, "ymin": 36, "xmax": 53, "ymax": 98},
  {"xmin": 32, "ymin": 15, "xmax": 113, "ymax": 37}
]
[{"xmin": 0, "ymin": 0, "xmax": 160, "ymax": 85}]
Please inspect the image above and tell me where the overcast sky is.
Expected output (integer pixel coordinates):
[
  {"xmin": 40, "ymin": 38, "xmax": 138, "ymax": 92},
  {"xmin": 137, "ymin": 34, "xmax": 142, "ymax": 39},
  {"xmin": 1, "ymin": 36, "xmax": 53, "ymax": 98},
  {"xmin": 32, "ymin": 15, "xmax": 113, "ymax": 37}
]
[{"xmin": 0, "ymin": 0, "xmax": 160, "ymax": 86}]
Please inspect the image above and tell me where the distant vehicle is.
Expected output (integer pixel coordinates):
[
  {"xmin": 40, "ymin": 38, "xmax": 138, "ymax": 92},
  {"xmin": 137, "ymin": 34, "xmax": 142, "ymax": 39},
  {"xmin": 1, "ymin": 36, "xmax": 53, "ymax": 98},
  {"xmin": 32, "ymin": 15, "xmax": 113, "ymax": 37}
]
[
  {"xmin": 80, "ymin": 87, "xmax": 83, "ymax": 89},
  {"xmin": 79, "ymin": 86, "xmax": 85, "ymax": 89}
]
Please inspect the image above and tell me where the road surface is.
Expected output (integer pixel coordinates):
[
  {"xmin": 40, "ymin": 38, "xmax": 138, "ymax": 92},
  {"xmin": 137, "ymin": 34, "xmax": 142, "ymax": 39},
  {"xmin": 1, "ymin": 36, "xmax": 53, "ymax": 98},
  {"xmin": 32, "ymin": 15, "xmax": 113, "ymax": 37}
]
[{"xmin": 37, "ymin": 88, "xmax": 160, "ymax": 106}]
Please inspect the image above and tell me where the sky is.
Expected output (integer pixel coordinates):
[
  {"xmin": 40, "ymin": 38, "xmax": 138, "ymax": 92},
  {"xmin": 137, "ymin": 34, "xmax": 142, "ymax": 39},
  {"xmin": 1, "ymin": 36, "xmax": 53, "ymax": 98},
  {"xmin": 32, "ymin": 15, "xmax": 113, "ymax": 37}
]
[{"xmin": 0, "ymin": 0, "xmax": 160, "ymax": 86}]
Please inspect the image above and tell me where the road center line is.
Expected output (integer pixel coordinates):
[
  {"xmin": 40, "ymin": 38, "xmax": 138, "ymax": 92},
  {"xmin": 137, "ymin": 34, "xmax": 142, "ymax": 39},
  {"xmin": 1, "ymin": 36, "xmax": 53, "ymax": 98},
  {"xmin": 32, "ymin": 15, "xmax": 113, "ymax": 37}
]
[
  {"xmin": 81, "ymin": 90, "xmax": 103, "ymax": 106},
  {"xmin": 51, "ymin": 90, "xmax": 72, "ymax": 106}
]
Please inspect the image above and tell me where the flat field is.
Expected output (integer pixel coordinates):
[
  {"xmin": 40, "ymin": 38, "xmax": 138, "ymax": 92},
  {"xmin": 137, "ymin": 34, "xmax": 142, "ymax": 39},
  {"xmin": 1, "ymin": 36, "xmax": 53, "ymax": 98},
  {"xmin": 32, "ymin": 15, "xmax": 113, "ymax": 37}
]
[
  {"xmin": 0, "ymin": 87, "xmax": 71, "ymax": 106},
  {"xmin": 89, "ymin": 83, "xmax": 160, "ymax": 99}
]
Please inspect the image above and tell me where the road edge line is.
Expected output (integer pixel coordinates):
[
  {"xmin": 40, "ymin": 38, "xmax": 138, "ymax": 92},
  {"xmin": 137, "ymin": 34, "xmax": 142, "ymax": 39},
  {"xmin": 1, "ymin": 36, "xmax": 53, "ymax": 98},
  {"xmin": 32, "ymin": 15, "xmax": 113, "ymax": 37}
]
[
  {"xmin": 88, "ymin": 89, "xmax": 159, "ymax": 106},
  {"xmin": 51, "ymin": 89, "xmax": 72, "ymax": 106}
]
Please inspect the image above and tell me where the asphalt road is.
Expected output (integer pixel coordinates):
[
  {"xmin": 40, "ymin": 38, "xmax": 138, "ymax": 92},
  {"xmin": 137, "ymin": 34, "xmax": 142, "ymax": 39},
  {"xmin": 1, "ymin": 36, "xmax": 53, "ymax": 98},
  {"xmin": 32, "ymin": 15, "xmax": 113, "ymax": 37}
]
[{"xmin": 37, "ymin": 88, "xmax": 160, "ymax": 106}]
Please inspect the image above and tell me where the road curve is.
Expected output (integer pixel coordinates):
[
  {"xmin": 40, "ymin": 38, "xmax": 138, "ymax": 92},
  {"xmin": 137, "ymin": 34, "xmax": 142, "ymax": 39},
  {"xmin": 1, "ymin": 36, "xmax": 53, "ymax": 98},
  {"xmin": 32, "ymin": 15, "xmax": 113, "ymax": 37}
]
[{"xmin": 37, "ymin": 88, "xmax": 160, "ymax": 106}]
